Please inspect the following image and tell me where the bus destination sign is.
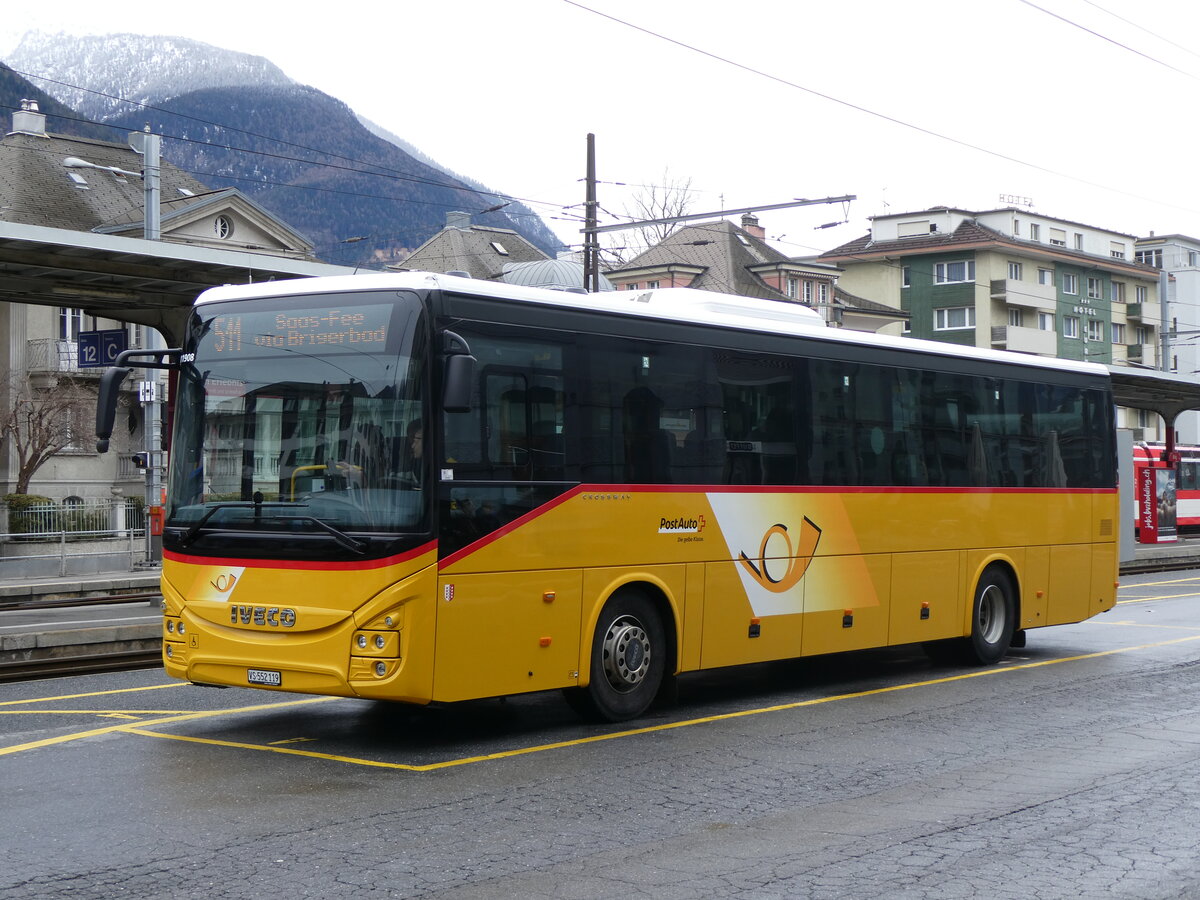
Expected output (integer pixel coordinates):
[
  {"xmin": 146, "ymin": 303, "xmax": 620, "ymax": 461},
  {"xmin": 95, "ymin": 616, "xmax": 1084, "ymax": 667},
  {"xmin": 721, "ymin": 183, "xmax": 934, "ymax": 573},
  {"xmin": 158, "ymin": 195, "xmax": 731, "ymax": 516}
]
[{"xmin": 210, "ymin": 305, "xmax": 391, "ymax": 354}]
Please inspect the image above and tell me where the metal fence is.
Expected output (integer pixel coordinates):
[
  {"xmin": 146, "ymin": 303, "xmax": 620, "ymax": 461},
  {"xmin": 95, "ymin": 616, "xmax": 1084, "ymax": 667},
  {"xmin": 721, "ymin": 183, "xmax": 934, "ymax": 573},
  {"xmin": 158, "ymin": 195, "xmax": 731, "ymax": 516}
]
[{"xmin": 1, "ymin": 498, "xmax": 147, "ymax": 576}]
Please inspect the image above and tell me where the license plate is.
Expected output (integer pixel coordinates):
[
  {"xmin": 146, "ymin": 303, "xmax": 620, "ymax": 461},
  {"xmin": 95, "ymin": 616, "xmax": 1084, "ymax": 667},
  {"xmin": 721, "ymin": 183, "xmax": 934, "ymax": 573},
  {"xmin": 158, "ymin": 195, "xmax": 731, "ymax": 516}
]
[{"xmin": 247, "ymin": 668, "xmax": 282, "ymax": 686}]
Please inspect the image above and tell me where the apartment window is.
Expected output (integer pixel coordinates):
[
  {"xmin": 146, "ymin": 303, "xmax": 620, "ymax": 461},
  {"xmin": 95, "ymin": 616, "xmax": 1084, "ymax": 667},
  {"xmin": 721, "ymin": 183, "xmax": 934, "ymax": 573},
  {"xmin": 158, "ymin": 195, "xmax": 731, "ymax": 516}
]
[
  {"xmin": 1110, "ymin": 281, "xmax": 1126, "ymax": 303},
  {"xmin": 1049, "ymin": 228, "xmax": 1067, "ymax": 246},
  {"xmin": 1013, "ymin": 219, "xmax": 1021, "ymax": 236},
  {"xmin": 1111, "ymin": 322, "xmax": 1126, "ymax": 344},
  {"xmin": 1038, "ymin": 312, "xmax": 1055, "ymax": 332},
  {"xmin": 1136, "ymin": 248, "xmax": 1163, "ymax": 268},
  {"xmin": 1136, "ymin": 326, "xmax": 1150, "ymax": 344},
  {"xmin": 1037, "ymin": 268, "xmax": 1053, "ymax": 286},
  {"xmin": 1074, "ymin": 233, "xmax": 1084, "ymax": 250},
  {"xmin": 1029, "ymin": 223, "xmax": 1041, "ymax": 241},
  {"xmin": 1008, "ymin": 308, "xmax": 1024, "ymax": 327},
  {"xmin": 1062, "ymin": 273, "xmax": 1078, "ymax": 294},
  {"xmin": 1136, "ymin": 285, "xmax": 1148, "ymax": 303},
  {"xmin": 818, "ymin": 282, "xmax": 829, "ymax": 304},
  {"xmin": 934, "ymin": 306, "xmax": 976, "ymax": 330},
  {"xmin": 646, "ymin": 280, "xmax": 660, "ymax": 290},
  {"xmin": 898, "ymin": 220, "xmax": 932, "ymax": 237},
  {"xmin": 1063, "ymin": 316, "xmax": 1080, "ymax": 338},
  {"xmin": 934, "ymin": 260, "xmax": 975, "ymax": 284},
  {"xmin": 58, "ymin": 307, "xmax": 86, "ymax": 341},
  {"xmin": 803, "ymin": 281, "xmax": 814, "ymax": 303},
  {"xmin": 786, "ymin": 277, "xmax": 799, "ymax": 299},
  {"xmin": 1087, "ymin": 277, "xmax": 1103, "ymax": 300},
  {"xmin": 1087, "ymin": 319, "xmax": 1105, "ymax": 342},
  {"xmin": 1137, "ymin": 409, "xmax": 1150, "ymax": 429},
  {"xmin": 1110, "ymin": 241, "xmax": 1126, "ymax": 259},
  {"xmin": 901, "ymin": 266, "xmax": 911, "ymax": 288},
  {"xmin": 625, "ymin": 283, "xmax": 640, "ymax": 291},
  {"xmin": 1007, "ymin": 261, "xmax": 1023, "ymax": 280},
  {"xmin": 1190, "ymin": 251, "xmax": 1199, "ymax": 267}
]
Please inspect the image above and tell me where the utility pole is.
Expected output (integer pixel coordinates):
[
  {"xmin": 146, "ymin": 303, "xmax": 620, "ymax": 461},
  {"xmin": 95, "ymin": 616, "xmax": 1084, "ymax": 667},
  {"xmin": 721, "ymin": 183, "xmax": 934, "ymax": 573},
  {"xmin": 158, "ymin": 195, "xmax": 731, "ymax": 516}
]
[{"xmin": 584, "ymin": 134, "xmax": 599, "ymax": 293}]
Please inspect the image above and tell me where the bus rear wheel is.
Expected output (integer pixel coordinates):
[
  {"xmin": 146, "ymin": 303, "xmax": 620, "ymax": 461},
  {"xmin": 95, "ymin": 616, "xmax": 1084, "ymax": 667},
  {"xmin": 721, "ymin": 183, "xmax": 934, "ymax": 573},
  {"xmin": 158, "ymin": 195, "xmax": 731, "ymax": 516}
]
[
  {"xmin": 564, "ymin": 591, "xmax": 666, "ymax": 722},
  {"xmin": 924, "ymin": 567, "xmax": 1015, "ymax": 666},
  {"xmin": 967, "ymin": 568, "xmax": 1015, "ymax": 664}
]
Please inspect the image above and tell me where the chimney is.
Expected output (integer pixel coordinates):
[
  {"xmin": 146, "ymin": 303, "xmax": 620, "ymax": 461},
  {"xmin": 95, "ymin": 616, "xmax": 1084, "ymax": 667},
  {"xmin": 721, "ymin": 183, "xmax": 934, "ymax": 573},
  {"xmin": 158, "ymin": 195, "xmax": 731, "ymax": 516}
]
[
  {"xmin": 741, "ymin": 213, "xmax": 766, "ymax": 240},
  {"xmin": 446, "ymin": 210, "xmax": 472, "ymax": 230},
  {"xmin": 11, "ymin": 99, "xmax": 47, "ymax": 137}
]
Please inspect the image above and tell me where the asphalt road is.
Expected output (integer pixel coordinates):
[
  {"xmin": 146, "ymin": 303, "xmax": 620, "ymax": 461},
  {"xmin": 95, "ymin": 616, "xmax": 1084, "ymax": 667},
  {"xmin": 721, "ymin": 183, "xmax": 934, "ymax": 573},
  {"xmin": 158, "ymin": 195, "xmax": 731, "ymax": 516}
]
[{"xmin": 2, "ymin": 569, "xmax": 1199, "ymax": 899}]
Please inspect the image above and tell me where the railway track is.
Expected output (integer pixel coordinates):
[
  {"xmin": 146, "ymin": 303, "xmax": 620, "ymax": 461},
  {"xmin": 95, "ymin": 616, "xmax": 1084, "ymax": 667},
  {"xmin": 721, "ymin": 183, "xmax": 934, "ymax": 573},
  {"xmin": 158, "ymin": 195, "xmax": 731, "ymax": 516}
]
[{"xmin": 0, "ymin": 647, "xmax": 162, "ymax": 683}]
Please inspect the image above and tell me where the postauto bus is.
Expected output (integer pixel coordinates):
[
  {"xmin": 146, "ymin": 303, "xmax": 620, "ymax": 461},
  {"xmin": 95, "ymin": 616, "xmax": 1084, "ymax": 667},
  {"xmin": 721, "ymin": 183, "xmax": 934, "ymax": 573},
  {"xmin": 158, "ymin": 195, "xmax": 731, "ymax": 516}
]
[{"xmin": 96, "ymin": 272, "xmax": 1118, "ymax": 721}]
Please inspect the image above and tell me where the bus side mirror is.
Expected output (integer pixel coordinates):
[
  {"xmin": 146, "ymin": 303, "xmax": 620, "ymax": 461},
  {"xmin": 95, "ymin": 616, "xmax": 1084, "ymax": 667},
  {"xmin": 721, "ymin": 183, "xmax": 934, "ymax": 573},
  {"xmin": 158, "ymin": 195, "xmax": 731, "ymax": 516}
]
[
  {"xmin": 441, "ymin": 330, "xmax": 476, "ymax": 413},
  {"xmin": 443, "ymin": 353, "xmax": 476, "ymax": 413},
  {"xmin": 96, "ymin": 366, "xmax": 132, "ymax": 452}
]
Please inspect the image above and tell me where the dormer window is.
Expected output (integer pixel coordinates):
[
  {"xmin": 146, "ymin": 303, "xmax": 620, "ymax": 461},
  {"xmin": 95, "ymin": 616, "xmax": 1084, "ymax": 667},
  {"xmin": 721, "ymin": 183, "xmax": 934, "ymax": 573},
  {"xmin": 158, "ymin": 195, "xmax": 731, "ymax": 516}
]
[{"xmin": 214, "ymin": 215, "xmax": 234, "ymax": 239}]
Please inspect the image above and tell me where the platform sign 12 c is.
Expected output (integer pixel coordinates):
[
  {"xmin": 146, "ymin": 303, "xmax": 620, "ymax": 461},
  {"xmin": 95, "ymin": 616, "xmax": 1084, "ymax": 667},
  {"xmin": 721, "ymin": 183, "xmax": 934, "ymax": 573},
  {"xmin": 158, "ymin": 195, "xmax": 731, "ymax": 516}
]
[{"xmin": 77, "ymin": 329, "xmax": 128, "ymax": 369}]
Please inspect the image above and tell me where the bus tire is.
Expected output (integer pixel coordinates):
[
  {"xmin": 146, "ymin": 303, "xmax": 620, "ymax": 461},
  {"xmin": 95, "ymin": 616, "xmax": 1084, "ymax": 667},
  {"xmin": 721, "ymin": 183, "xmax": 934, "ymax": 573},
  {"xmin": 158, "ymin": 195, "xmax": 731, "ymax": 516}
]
[
  {"xmin": 965, "ymin": 567, "xmax": 1015, "ymax": 665},
  {"xmin": 567, "ymin": 590, "xmax": 666, "ymax": 722}
]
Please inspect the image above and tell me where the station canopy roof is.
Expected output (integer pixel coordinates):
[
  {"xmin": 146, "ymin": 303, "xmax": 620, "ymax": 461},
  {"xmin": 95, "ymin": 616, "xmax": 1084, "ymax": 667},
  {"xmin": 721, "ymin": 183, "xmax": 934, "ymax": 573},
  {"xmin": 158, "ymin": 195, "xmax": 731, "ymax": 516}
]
[
  {"xmin": 0, "ymin": 221, "xmax": 353, "ymax": 343},
  {"xmin": 1107, "ymin": 366, "xmax": 1200, "ymax": 428}
]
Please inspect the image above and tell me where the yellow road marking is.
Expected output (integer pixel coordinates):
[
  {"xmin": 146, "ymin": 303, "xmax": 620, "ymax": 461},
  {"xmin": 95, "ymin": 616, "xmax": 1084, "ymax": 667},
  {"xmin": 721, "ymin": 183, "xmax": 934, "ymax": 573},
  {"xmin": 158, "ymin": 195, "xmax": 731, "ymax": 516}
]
[
  {"xmin": 1117, "ymin": 591, "xmax": 1200, "ymax": 604},
  {"xmin": 269, "ymin": 737, "xmax": 316, "ymax": 745},
  {"xmin": 0, "ymin": 682, "xmax": 184, "ymax": 707},
  {"xmin": 29, "ymin": 632, "xmax": 1198, "ymax": 773},
  {"xmin": 0, "ymin": 695, "xmax": 335, "ymax": 757},
  {"xmin": 0, "ymin": 710, "xmax": 197, "ymax": 716},
  {"xmin": 1120, "ymin": 575, "xmax": 1200, "ymax": 588}
]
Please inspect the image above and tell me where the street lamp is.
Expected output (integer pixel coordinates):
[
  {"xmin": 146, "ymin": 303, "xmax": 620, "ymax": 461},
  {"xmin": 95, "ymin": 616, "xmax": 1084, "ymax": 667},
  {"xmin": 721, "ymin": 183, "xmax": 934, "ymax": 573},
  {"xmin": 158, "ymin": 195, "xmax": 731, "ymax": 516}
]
[{"xmin": 61, "ymin": 128, "xmax": 161, "ymax": 240}]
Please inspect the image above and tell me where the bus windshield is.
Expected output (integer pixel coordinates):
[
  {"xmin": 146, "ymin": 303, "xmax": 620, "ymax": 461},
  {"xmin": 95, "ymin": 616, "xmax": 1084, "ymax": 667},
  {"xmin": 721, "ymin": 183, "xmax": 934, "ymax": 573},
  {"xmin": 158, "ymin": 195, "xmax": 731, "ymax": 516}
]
[{"xmin": 165, "ymin": 290, "xmax": 428, "ymax": 558}]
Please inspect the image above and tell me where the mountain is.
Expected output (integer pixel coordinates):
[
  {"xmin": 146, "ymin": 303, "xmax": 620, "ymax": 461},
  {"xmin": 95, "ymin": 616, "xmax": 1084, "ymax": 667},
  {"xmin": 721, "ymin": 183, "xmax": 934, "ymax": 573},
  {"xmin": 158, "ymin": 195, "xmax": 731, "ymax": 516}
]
[
  {"xmin": 4, "ymin": 32, "xmax": 565, "ymax": 266},
  {"xmin": 0, "ymin": 63, "xmax": 110, "ymax": 141}
]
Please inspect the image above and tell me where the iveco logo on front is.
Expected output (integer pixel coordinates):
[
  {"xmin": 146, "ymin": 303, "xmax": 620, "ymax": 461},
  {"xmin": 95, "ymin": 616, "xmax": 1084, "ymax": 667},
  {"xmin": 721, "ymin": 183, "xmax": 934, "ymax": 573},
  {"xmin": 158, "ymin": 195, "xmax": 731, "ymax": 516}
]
[{"xmin": 230, "ymin": 605, "xmax": 297, "ymax": 628}]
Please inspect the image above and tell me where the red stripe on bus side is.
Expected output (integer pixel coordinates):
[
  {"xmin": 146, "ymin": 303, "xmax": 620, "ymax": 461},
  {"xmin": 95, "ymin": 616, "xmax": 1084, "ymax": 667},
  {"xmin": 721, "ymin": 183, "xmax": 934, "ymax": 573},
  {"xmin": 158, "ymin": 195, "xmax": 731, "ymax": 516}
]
[{"xmin": 163, "ymin": 539, "xmax": 437, "ymax": 572}]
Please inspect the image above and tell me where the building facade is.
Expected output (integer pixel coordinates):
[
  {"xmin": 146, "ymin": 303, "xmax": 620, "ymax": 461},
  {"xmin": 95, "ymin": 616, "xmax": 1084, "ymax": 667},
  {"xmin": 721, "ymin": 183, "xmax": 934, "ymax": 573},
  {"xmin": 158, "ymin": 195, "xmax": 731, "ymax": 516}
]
[
  {"xmin": 822, "ymin": 206, "xmax": 1164, "ymax": 439},
  {"xmin": 0, "ymin": 101, "xmax": 318, "ymax": 501}
]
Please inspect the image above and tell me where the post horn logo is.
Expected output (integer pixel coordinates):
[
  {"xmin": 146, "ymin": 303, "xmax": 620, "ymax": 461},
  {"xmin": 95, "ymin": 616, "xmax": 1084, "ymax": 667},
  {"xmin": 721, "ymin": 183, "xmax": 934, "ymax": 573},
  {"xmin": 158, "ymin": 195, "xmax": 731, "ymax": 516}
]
[
  {"xmin": 738, "ymin": 517, "xmax": 822, "ymax": 593},
  {"xmin": 210, "ymin": 573, "xmax": 238, "ymax": 593}
]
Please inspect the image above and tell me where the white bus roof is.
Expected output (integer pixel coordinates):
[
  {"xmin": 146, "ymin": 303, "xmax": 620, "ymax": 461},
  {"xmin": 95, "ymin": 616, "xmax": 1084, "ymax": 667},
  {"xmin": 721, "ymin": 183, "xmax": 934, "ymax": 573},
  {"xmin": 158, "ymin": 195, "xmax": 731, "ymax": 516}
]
[{"xmin": 194, "ymin": 271, "xmax": 1110, "ymax": 379}]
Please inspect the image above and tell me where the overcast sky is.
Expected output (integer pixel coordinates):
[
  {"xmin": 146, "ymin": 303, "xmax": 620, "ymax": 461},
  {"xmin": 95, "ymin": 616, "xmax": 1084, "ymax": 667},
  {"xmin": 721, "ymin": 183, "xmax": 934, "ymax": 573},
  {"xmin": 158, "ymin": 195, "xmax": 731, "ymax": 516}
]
[{"xmin": 4, "ymin": 0, "xmax": 1200, "ymax": 256}]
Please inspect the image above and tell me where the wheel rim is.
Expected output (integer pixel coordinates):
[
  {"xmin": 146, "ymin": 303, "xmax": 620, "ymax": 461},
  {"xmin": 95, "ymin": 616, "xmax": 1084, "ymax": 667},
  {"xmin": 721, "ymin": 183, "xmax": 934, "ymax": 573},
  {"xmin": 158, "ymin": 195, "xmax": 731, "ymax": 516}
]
[
  {"xmin": 977, "ymin": 584, "xmax": 1006, "ymax": 645},
  {"xmin": 601, "ymin": 615, "xmax": 651, "ymax": 693}
]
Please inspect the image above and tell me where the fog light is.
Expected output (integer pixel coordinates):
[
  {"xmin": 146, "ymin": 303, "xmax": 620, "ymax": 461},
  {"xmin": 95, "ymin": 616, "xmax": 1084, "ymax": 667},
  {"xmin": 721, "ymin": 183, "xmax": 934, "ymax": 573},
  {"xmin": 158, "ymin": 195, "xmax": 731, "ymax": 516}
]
[
  {"xmin": 374, "ymin": 635, "xmax": 386, "ymax": 649},
  {"xmin": 165, "ymin": 645, "xmax": 173, "ymax": 659},
  {"xmin": 178, "ymin": 622, "xmax": 186, "ymax": 635},
  {"xmin": 166, "ymin": 620, "xmax": 175, "ymax": 633},
  {"xmin": 374, "ymin": 662, "xmax": 386, "ymax": 677},
  {"xmin": 356, "ymin": 634, "xmax": 368, "ymax": 649},
  {"xmin": 385, "ymin": 616, "xmax": 394, "ymax": 627},
  {"xmin": 160, "ymin": 599, "xmax": 167, "ymax": 611}
]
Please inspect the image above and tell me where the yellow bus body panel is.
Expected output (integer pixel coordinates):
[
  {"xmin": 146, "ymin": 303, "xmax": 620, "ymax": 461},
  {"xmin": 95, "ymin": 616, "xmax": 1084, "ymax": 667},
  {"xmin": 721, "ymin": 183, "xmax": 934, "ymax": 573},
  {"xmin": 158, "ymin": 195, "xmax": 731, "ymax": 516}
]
[{"xmin": 161, "ymin": 486, "xmax": 1118, "ymax": 702}]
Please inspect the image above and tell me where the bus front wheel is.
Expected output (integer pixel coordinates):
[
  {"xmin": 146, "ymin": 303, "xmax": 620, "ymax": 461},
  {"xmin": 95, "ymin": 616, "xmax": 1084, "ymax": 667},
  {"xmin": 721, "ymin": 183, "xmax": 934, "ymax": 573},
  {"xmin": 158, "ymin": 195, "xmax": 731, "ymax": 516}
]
[{"xmin": 565, "ymin": 591, "xmax": 666, "ymax": 722}]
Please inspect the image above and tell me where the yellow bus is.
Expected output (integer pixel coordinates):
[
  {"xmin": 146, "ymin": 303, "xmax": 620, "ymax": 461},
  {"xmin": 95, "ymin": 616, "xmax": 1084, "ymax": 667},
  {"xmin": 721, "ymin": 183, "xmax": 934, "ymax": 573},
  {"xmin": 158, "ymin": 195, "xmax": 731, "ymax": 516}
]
[{"xmin": 97, "ymin": 272, "xmax": 1118, "ymax": 721}]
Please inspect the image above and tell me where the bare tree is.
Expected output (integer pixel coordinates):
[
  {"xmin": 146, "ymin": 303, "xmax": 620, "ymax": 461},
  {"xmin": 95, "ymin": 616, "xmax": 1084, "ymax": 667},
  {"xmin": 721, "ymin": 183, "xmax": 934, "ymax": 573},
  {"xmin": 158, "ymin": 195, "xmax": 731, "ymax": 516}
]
[
  {"xmin": 602, "ymin": 169, "xmax": 695, "ymax": 266},
  {"xmin": 1, "ymin": 374, "xmax": 93, "ymax": 495}
]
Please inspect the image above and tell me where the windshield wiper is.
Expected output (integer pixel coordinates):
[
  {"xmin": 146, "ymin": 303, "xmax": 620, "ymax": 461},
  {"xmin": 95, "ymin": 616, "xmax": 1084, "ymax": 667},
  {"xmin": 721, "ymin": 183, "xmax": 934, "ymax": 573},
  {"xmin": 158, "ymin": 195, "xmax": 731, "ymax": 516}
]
[
  {"xmin": 278, "ymin": 515, "xmax": 369, "ymax": 556},
  {"xmin": 176, "ymin": 500, "xmax": 309, "ymax": 547}
]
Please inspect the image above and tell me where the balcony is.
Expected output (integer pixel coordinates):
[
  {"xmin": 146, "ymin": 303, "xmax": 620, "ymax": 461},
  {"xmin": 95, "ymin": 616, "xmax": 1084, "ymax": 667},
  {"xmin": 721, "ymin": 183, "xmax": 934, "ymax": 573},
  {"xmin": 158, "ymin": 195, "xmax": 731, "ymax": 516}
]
[
  {"xmin": 990, "ymin": 325, "xmax": 1057, "ymax": 356},
  {"xmin": 1124, "ymin": 303, "xmax": 1162, "ymax": 326},
  {"xmin": 990, "ymin": 278, "xmax": 1056, "ymax": 311},
  {"xmin": 23, "ymin": 338, "xmax": 107, "ymax": 381}
]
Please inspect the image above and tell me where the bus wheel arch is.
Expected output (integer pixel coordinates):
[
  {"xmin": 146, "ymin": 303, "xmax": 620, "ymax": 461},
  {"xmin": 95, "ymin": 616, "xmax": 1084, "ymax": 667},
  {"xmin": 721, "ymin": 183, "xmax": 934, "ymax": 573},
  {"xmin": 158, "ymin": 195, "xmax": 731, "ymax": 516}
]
[{"xmin": 564, "ymin": 581, "xmax": 678, "ymax": 722}]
